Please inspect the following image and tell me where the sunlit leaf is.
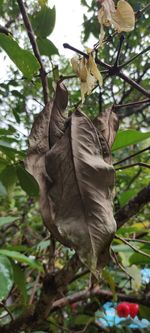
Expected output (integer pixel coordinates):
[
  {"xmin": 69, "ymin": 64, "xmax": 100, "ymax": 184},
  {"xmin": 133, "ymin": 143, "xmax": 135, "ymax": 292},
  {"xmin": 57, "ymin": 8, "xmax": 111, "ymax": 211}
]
[
  {"xmin": 0, "ymin": 249, "xmax": 44, "ymax": 272},
  {"xmin": 0, "ymin": 216, "xmax": 19, "ymax": 228},
  {"xmin": 31, "ymin": 6, "xmax": 56, "ymax": 38},
  {"xmin": 0, "ymin": 33, "xmax": 40, "ymax": 79},
  {"xmin": 126, "ymin": 265, "xmax": 141, "ymax": 290},
  {"xmin": 112, "ymin": 0, "xmax": 135, "ymax": 32},
  {"xmin": 112, "ymin": 130, "xmax": 150, "ymax": 151}
]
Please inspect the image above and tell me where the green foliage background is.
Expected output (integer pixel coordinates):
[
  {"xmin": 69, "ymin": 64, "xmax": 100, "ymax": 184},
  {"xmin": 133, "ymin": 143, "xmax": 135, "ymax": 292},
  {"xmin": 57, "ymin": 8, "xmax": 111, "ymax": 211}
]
[{"xmin": 0, "ymin": 0, "xmax": 149, "ymax": 332}]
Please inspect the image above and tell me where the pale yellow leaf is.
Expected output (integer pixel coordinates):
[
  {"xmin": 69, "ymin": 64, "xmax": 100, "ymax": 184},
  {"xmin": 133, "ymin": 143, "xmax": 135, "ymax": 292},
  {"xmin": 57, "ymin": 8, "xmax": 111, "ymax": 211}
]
[
  {"xmin": 98, "ymin": 0, "xmax": 135, "ymax": 33},
  {"xmin": 88, "ymin": 53, "xmax": 103, "ymax": 87},
  {"xmin": 79, "ymin": 58, "xmax": 88, "ymax": 82},
  {"xmin": 126, "ymin": 265, "xmax": 141, "ymax": 291},
  {"xmin": 71, "ymin": 56, "xmax": 79, "ymax": 75},
  {"xmin": 112, "ymin": 0, "xmax": 135, "ymax": 32}
]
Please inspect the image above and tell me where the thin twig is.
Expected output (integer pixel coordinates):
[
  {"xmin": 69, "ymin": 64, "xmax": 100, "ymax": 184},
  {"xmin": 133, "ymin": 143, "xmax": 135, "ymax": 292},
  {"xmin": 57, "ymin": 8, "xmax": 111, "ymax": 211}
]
[
  {"xmin": 113, "ymin": 99, "xmax": 150, "ymax": 110},
  {"xmin": 115, "ymin": 162, "xmax": 150, "ymax": 171},
  {"xmin": 115, "ymin": 235, "xmax": 150, "ymax": 259},
  {"xmin": 29, "ymin": 273, "xmax": 41, "ymax": 305},
  {"xmin": 63, "ymin": 43, "xmax": 150, "ymax": 98},
  {"xmin": 17, "ymin": 0, "xmax": 49, "ymax": 105},
  {"xmin": 115, "ymin": 185, "xmax": 150, "ymax": 229},
  {"xmin": 124, "ymin": 238, "xmax": 150, "ymax": 245},
  {"xmin": 118, "ymin": 71, "xmax": 150, "ymax": 98},
  {"xmin": 0, "ymin": 302, "xmax": 14, "ymax": 322},
  {"xmin": 114, "ymin": 146, "xmax": 150, "ymax": 166},
  {"xmin": 119, "ymin": 46, "xmax": 150, "ymax": 69},
  {"xmin": 51, "ymin": 286, "xmax": 150, "ymax": 310},
  {"xmin": 63, "ymin": 43, "xmax": 111, "ymax": 69},
  {"xmin": 111, "ymin": 249, "xmax": 132, "ymax": 279},
  {"xmin": 114, "ymin": 34, "xmax": 125, "ymax": 67},
  {"xmin": 136, "ymin": 3, "xmax": 150, "ymax": 17}
]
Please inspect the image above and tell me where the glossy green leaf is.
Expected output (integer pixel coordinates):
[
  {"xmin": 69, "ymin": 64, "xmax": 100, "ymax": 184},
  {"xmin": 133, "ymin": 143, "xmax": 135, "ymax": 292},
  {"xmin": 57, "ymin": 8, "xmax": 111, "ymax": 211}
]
[
  {"xmin": 0, "ymin": 249, "xmax": 44, "ymax": 272},
  {"xmin": 0, "ymin": 216, "xmax": 18, "ymax": 228},
  {"xmin": 32, "ymin": 6, "xmax": 56, "ymax": 38},
  {"xmin": 0, "ymin": 33, "xmax": 40, "ymax": 79},
  {"xmin": 16, "ymin": 165, "xmax": 39, "ymax": 197},
  {"xmin": 112, "ymin": 130, "xmax": 150, "ymax": 151},
  {"xmin": 118, "ymin": 189, "xmax": 138, "ymax": 207},
  {"xmin": 37, "ymin": 38, "xmax": 59, "ymax": 57},
  {"xmin": 0, "ymin": 165, "xmax": 17, "ymax": 192},
  {"xmin": 11, "ymin": 262, "xmax": 27, "ymax": 303},
  {"xmin": 0, "ymin": 255, "xmax": 14, "ymax": 301},
  {"xmin": 129, "ymin": 251, "xmax": 150, "ymax": 265}
]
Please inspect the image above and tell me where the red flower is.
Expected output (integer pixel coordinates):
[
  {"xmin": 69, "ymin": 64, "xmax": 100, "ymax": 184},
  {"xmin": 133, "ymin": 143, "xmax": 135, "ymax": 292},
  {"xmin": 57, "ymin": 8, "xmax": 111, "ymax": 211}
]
[
  {"xmin": 129, "ymin": 303, "xmax": 139, "ymax": 318},
  {"xmin": 116, "ymin": 302, "xmax": 130, "ymax": 318},
  {"xmin": 116, "ymin": 302, "xmax": 139, "ymax": 318}
]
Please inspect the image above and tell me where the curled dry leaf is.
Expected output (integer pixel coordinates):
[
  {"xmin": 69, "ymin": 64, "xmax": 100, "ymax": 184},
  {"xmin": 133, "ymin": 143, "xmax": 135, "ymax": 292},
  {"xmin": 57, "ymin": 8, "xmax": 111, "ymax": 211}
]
[
  {"xmin": 25, "ymin": 82, "xmax": 69, "ymax": 245},
  {"xmin": 98, "ymin": 0, "xmax": 135, "ymax": 38},
  {"xmin": 25, "ymin": 83, "xmax": 119, "ymax": 277},
  {"xmin": 93, "ymin": 108, "xmax": 119, "ymax": 163},
  {"xmin": 45, "ymin": 109, "xmax": 118, "ymax": 276},
  {"xmin": 71, "ymin": 53, "xmax": 102, "ymax": 103}
]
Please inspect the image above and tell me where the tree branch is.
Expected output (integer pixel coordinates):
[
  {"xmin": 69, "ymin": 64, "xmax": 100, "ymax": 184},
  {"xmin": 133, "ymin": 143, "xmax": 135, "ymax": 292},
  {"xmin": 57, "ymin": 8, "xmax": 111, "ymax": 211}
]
[
  {"xmin": 119, "ymin": 46, "xmax": 150, "ymax": 69},
  {"xmin": 115, "ymin": 162, "xmax": 150, "ymax": 171},
  {"xmin": 51, "ymin": 286, "xmax": 150, "ymax": 311},
  {"xmin": 118, "ymin": 71, "xmax": 150, "ymax": 98},
  {"xmin": 63, "ymin": 43, "xmax": 150, "ymax": 98},
  {"xmin": 113, "ymin": 98, "xmax": 150, "ymax": 110},
  {"xmin": 115, "ymin": 235, "xmax": 150, "ymax": 259},
  {"xmin": 114, "ymin": 146, "xmax": 150, "ymax": 166},
  {"xmin": 0, "ymin": 254, "xmax": 81, "ymax": 333},
  {"xmin": 115, "ymin": 185, "xmax": 150, "ymax": 229},
  {"xmin": 17, "ymin": 0, "xmax": 49, "ymax": 105}
]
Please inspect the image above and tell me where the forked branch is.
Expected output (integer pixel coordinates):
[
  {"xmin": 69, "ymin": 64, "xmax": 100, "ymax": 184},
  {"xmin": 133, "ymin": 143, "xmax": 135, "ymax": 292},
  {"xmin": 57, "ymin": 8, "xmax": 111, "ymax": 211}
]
[{"xmin": 17, "ymin": 0, "xmax": 49, "ymax": 105}]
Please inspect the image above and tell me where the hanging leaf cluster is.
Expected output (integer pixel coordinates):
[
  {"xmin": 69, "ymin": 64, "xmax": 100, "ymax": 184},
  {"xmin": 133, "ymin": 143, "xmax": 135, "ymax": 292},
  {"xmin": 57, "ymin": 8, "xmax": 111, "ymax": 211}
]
[{"xmin": 25, "ymin": 82, "xmax": 119, "ymax": 277}]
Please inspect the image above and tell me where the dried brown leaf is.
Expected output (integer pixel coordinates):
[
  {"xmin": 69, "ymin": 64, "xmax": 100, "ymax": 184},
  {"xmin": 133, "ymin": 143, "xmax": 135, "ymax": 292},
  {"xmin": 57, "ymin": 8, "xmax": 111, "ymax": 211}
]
[
  {"xmin": 45, "ymin": 109, "xmax": 117, "ymax": 276},
  {"xmin": 93, "ymin": 109, "xmax": 119, "ymax": 162},
  {"xmin": 25, "ymin": 82, "xmax": 69, "ymax": 244}
]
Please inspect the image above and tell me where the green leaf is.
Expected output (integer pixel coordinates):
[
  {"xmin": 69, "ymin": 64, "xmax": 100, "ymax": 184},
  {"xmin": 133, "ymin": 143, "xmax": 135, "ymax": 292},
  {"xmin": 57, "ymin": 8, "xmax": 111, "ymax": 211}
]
[
  {"xmin": 0, "ymin": 255, "xmax": 14, "ymax": 301},
  {"xmin": 37, "ymin": 38, "xmax": 59, "ymax": 57},
  {"xmin": 72, "ymin": 314, "xmax": 94, "ymax": 326},
  {"xmin": 0, "ymin": 141, "xmax": 25, "ymax": 159},
  {"xmin": 0, "ymin": 249, "xmax": 44, "ymax": 272},
  {"xmin": 35, "ymin": 240, "xmax": 50, "ymax": 253},
  {"xmin": 0, "ymin": 181, "xmax": 7, "ymax": 196},
  {"xmin": 0, "ymin": 216, "xmax": 18, "ymax": 228},
  {"xmin": 126, "ymin": 265, "xmax": 141, "ymax": 291},
  {"xmin": 11, "ymin": 262, "xmax": 27, "ymax": 304},
  {"xmin": 139, "ymin": 305, "xmax": 150, "ymax": 321},
  {"xmin": 116, "ymin": 222, "xmax": 149, "ymax": 236},
  {"xmin": 0, "ymin": 33, "xmax": 40, "ymax": 79},
  {"xmin": 118, "ymin": 189, "xmax": 138, "ymax": 207},
  {"xmin": 112, "ymin": 130, "xmax": 150, "ymax": 151},
  {"xmin": 32, "ymin": 6, "xmax": 56, "ymax": 38},
  {"xmin": 129, "ymin": 251, "xmax": 150, "ymax": 265},
  {"xmin": 16, "ymin": 165, "xmax": 39, "ymax": 197},
  {"xmin": 0, "ymin": 165, "xmax": 17, "ymax": 192},
  {"xmin": 102, "ymin": 269, "xmax": 116, "ymax": 300}
]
